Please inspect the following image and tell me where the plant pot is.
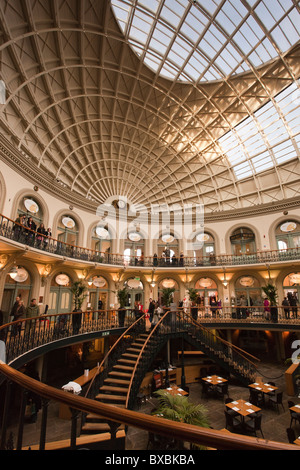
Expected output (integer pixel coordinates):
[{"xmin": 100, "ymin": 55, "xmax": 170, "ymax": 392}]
[
  {"xmin": 118, "ymin": 308, "xmax": 126, "ymax": 327},
  {"xmin": 72, "ymin": 308, "xmax": 82, "ymax": 334},
  {"xmin": 271, "ymin": 306, "xmax": 278, "ymax": 323}
]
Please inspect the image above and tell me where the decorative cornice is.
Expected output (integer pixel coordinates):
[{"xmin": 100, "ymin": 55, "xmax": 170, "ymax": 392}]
[{"xmin": 0, "ymin": 133, "xmax": 299, "ymax": 222}]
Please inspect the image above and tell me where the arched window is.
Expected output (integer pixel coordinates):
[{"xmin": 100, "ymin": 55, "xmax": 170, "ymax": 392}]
[
  {"xmin": 57, "ymin": 215, "xmax": 79, "ymax": 246},
  {"xmin": 283, "ymin": 273, "xmax": 300, "ymax": 304},
  {"xmin": 158, "ymin": 278, "xmax": 180, "ymax": 305},
  {"xmin": 194, "ymin": 278, "xmax": 218, "ymax": 305},
  {"xmin": 157, "ymin": 233, "xmax": 179, "ymax": 265},
  {"xmin": 124, "ymin": 277, "xmax": 144, "ymax": 308},
  {"xmin": 91, "ymin": 225, "xmax": 111, "ymax": 256},
  {"xmin": 275, "ymin": 220, "xmax": 300, "ymax": 251},
  {"xmin": 230, "ymin": 227, "xmax": 256, "ymax": 255},
  {"xmin": 124, "ymin": 232, "xmax": 145, "ymax": 266},
  {"xmin": 193, "ymin": 232, "xmax": 215, "ymax": 265},
  {"xmin": 1, "ymin": 266, "xmax": 32, "ymax": 321},
  {"xmin": 18, "ymin": 196, "xmax": 44, "ymax": 226},
  {"xmin": 87, "ymin": 275, "xmax": 109, "ymax": 312},
  {"xmin": 48, "ymin": 273, "xmax": 73, "ymax": 314},
  {"xmin": 234, "ymin": 275, "xmax": 262, "ymax": 307}
]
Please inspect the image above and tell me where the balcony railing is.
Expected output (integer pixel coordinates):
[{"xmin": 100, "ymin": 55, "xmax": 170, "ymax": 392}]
[
  {"xmin": 0, "ymin": 309, "xmax": 137, "ymax": 365},
  {"xmin": 0, "ymin": 310, "xmax": 297, "ymax": 451},
  {"xmin": 1, "ymin": 213, "xmax": 300, "ymax": 268}
]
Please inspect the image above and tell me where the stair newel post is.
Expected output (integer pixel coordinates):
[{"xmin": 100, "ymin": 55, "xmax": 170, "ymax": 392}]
[
  {"xmin": 108, "ymin": 421, "xmax": 120, "ymax": 449},
  {"xmin": 70, "ymin": 407, "xmax": 80, "ymax": 450},
  {"xmin": 180, "ymin": 337, "xmax": 186, "ymax": 389},
  {"xmin": 16, "ymin": 388, "xmax": 28, "ymax": 450},
  {"xmin": 0, "ymin": 380, "xmax": 12, "ymax": 450},
  {"xmin": 165, "ymin": 340, "xmax": 170, "ymax": 388},
  {"xmin": 39, "ymin": 399, "xmax": 49, "ymax": 450}
]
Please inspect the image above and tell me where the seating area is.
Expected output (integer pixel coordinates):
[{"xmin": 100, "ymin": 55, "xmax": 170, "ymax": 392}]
[{"xmin": 126, "ymin": 362, "xmax": 300, "ymax": 449}]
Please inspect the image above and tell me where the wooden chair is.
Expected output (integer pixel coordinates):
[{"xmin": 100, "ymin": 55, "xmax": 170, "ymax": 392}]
[
  {"xmin": 286, "ymin": 427, "xmax": 296, "ymax": 444},
  {"xmin": 288, "ymin": 401, "xmax": 300, "ymax": 427},
  {"xmin": 268, "ymin": 391, "xmax": 284, "ymax": 413},
  {"xmin": 224, "ymin": 410, "xmax": 243, "ymax": 433},
  {"xmin": 244, "ymin": 414, "xmax": 264, "ymax": 438}
]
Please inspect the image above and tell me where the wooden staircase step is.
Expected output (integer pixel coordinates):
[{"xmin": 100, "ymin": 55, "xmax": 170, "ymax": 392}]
[
  {"xmin": 104, "ymin": 378, "xmax": 130, "ymax": 386},
  {"xmin": 99, "ymin": 385, "xmax": 128, "ymax": 393},
  {"xmin": 96, "ymin": 394, "xmax": 127, "ymax": 402},
  {"xmin": 81, "ymin": 422, "xmax": 111, "ymax": 433},
  {"xmin": 113, "ymin": 364, "xmax": 135, "ymax": 371},
  {"xmin": 109, "ymin": 371, "xmax": 132, "ymax": 378},
  {"xmin": 118, "ymin": 358, "xmax": 136, "ymax": 365},
  {"xmin": 122, "ymin": 355, "xmax": 139, "ymax": 360}
]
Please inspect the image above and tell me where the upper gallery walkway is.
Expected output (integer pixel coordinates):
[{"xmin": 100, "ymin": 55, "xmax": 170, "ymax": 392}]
[{"xmin": 1, "ymin": 213, "xmax": 299, "ymax": 270}]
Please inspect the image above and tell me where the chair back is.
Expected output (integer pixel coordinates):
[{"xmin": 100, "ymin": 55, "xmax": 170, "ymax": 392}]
[{"xmin": 286, "ymin": 427, "xmax": 296, "ymax": 444}]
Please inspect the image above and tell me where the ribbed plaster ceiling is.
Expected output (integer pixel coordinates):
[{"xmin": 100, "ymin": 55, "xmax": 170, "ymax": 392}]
[{"xmin": 0, "ymin": 0, "xmax": 299, "ymax": 214}]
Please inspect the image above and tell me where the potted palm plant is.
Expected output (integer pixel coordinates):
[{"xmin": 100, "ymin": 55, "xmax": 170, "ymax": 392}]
[
  {"xmin": 161, "ymin": 287, "xmax": 175, "ymax": 308},
  {"xmin": 188, "ymin": 288, "xmax": 199, "ymax": 321},
  {"xmin": 152, "ymin": 390, "xmax": 210, "ymax": 450},
  {"xmin": 117, "ymin": 287, "xmax": 128, "ymax": 327},
  {"xmin": 262, "ymin": 282, "xmax": 278, "ymax": 323},
  {"xmin": 70, "ymin": 280, "xmax": 87, "ymax": 334}
]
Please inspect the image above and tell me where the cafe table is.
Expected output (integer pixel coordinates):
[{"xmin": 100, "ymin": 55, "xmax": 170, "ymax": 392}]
[
  {"xmin": 294, "ymin": 436, "xmax": 300, "ymax": 446},
  {"xmin": 202, "ymin": 375, "xmax": 227, "ymax": 385},
  {"xmin": 290, "ymin": 403, "xmax": 300, "ymax": 414},
  {"xmin": 249, "ymin": 382, "xmax": 278, "ymax": 395},
  {"xmin": 164, "ymin": 384, "xmax": 188, "ymax": 396},
  {"xmin": 226, "ymin": 399, "xmax": 261, "ymax": 423}
]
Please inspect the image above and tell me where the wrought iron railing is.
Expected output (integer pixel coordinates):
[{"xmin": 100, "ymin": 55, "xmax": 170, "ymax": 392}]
[
  {"xmin": 125, "ymin": 309, "xmax": 260, "ymax": 410},
  {"xmin": 1, "ymin": 212, "xmax": 300, "ymax": 267},
  {"xmin": 0, "ymin": 309, "xmax": 136, "ymax": 365}
]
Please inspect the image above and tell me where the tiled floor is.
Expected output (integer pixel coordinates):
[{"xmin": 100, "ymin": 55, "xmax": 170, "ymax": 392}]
[
  {"xmin": 5, "ymin": 361, "xmax": 300, "ymax": 450},
  {"xmin": 126, "ymin": 361, "xmax": 300, "ymax": 450}
]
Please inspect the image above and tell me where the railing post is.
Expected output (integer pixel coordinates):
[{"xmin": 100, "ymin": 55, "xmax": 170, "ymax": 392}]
[
  {"xmin": 39, "ymin": 399, "xmax": 49, "ymax": 450},
  {"xmin": 16, "ymin": 388, "xmax": 28, "ymax": 450},
  {"xmin": 180, "ymin": 337, "xmax": 186, "ymax": 389},
  {"xmin": 70, "ymin": 408, "xmax": 80, "ymax": 450},
  {"xmin": 0, "ymin": 380, "xmax": 12, "ymax": 450}
]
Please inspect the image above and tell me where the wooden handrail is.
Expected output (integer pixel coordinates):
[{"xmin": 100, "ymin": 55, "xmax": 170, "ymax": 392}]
[
  {"xmin": 125, "ymin": 309, "xmax": 171, "ymax": 408},
  {"xmin": 0, "ymin": 361, "xmax": 297, "ymax": 450},
  {"xmin": 84, "ymin": 313, "xmax": 146, "ymax": 398},
  {"xmin": 125, "ymin": 310, "xmax": 260, "ymax": 409},
  {"xmin": 187, "ymin": 312, "xmax": 261, "ymax": 365}
]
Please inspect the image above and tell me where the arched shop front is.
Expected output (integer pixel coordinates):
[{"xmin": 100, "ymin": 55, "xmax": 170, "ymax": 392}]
[
  {"xmin": 124, "ymin": 277, "xmax": 144, "ymax": 309},
  {"xmin": 194, "ymin": 277, "xmax": 218, "ymax": 306},
  {"xmin": 1, "ymin": 266, "xmax": 32, "ymax": 323},
  {"xmin": 48, "ymin": 273, "xmax": 73, "ymax": 315},
  {"xmin": 87, "ymin": 275, "xmax": 110, "ymax": 311}
]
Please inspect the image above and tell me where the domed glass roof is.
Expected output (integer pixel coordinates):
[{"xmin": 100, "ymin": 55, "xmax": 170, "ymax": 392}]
[{"xmin": 0, "ymin": 0, "xmax": 299, "ymax": 215}]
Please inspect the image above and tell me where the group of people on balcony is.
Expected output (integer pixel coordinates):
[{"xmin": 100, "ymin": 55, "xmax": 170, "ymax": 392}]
[
  {"xmin": 13, "ymin": 214, "xmax": 52, "ymax": 249},
  {"xmin": 9, "ymin": 296, "xmax": 40, "ymax": 335},
  {"xmin": 282, "ymin": 293, "xmax": 298, "ymax": 319}
]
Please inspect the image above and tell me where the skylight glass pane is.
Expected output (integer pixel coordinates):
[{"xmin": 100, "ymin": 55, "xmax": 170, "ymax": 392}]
[
  {"xmin": 254, "ymin": 2, "xmax": 277, "ymax": 29},
  {"xmin": 198, "ymin": 0, "xmax": 222, "ymax": 16},
  {"xmin": 233, "ymin": 161, "xmax": 253, "ymax": 179},
  {"xmin": 112, "ymin": 0, "xmax": 300, "ymax": 83}
]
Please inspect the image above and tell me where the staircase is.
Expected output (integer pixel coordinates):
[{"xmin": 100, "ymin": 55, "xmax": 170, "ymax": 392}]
[
  {"xmin": 81, "ymin": 333, "xmax": 149, "ymax": 436},
  {"xmin": 80, "ymin": 312, "xmax": 259, "ymax": 439}
]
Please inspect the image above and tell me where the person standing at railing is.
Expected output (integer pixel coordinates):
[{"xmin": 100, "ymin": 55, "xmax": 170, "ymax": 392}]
[
  {"xmin": 289, "ymin": 294, "xmax": 298, "ymax": 319},
  {"xmin": 36, "ymin": 222, "xmax": 47, "ymax": 248},
  {"xmin": 25, "ymin": 216, "xmax": 36, "ymax": 245},
  {"xmin": 25, "ymin": 298, "xmax": 40, "ymax": 334},
  {"xmin": 43, "ymin": 227, "xmax": 52, "ymax": 249},
  {"xmin": 264, "ymin": 298, "xmax": 270, "ymax": 321},
  {"xmin": 282, "ymin": 297, "xmax": 290, "ymax": 319},
  {"xmin": 11, "ymin": 299, "xmax": 25, "ymax": 336},
  {"xmin": 13, "ymin": 214, "xmax": 26, "ymax": 241}
]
